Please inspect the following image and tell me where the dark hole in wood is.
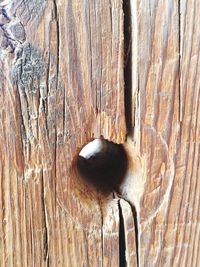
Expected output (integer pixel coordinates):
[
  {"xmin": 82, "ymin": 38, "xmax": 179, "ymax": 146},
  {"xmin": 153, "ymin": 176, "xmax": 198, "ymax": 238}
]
[{"xmin": 76, "ymin": 138, "xmax": 128, "ymax": 194}]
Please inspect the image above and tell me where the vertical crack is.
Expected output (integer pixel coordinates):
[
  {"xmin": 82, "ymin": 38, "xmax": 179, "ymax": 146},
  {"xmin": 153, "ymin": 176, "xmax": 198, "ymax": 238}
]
[
  {"xmin": 123, "ymin": 0, "xmax": 133, "ymax": 135},
  {"xmin": 98, "ymin": 196, "xmax": 104, "ymax": 267},
  {"xmin": 178, "ymin": 0, "xmax": 182, "ymax": 123},
  {"xmin": 53, "ymin": 0, "xmax": 60, "ymax": 83},
  {"xmin": 53, "ymin": 0, "xmax": 59, "ymax": 213},
  {"xmin": 42, "ymin": 169, "xmax": 50, "ymax": 267},
  {"xmin": 119, "ymin": 197, "xmax": 139, "ymax": 267},
  {"xmin": 123, "ymin": 0, "xmax": 139, "ymax": 265},
  {"xmin": 118, "ymin": 200, "xmax": 126, "ymax": 267},
  {"xmin": 130, "ymin": 204, "xmax": 139, "ymax": 266}
]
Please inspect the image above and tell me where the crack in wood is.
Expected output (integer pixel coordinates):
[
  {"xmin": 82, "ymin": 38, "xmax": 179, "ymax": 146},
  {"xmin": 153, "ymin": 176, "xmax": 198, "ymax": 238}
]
[
  {"xmin": 42, "ymin": 169, "xmax": 50, "ymax": 267},
  {"xmin": 118, "ymin": 199, "xmax": 127, "ymax": 267},
  {"xmin": 98, "ymin": 196, "xmax": 104, "ymax": 267},
  {"xmin": 53, "ymin": 0, "xmax": 60, "ymax": 85},
  {"xmin": 130, "ymin": 204, "xmax": 139, "ymax": 266},
  {"xmin": 178, "ymin": 0, "xmax": 182, "ymax": 123},
  {"xmin": 52, "ymin": 0, "xmax": 59, "ymax": 216},
  {"xmin": 123, "ymin": 0, "xmax": 133, "ymax": 136},
  {"xmin": 123, "ymin": 0, "xmax": 139, "ymax": 266}
]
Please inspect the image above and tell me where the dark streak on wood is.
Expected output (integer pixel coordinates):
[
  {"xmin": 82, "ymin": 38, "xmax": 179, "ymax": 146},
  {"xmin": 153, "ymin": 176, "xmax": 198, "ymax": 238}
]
[
  {"xmin": 118, "ymin": 200, "xmax": 126, "ymax": 267},
  {"xmin": 41, "ymin": 169, "xmax": 50, "ymax": 266},
  {"xmin": 123, "ymin": 0, "xmax": 133, "ymax": 136}
]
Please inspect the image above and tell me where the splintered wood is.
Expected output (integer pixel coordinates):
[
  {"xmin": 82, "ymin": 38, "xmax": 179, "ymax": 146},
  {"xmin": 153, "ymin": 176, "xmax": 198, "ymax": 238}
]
[{"xmin": 0, "ymin": 0, "xmax": 199, "ymax": 267}]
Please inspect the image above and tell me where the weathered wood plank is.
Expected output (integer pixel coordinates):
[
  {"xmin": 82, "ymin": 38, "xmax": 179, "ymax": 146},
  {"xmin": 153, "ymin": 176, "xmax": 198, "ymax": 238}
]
[
  {"xmin": 0, "ymin": 0, "xmax": 131, "ymax": 266},
  {"xmin": 1, "ymin": 0, "xmax": 199, "ymax": 266},
  {"xmin": 133, "ymin": 0, "xmax": 200, "ymax": 266}
]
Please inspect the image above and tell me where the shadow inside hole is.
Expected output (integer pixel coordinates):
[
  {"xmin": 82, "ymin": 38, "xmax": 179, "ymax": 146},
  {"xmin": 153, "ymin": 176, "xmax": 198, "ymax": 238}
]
[{"xmin": 75, "ymin": 139, "xmax": 128, "ymax": 194}]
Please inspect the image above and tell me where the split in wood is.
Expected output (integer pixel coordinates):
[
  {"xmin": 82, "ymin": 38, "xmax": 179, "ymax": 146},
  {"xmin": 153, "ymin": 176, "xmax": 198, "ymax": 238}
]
[{"xmin": 74, "ymin": 137, "xmax": 142, "ymax": 267}]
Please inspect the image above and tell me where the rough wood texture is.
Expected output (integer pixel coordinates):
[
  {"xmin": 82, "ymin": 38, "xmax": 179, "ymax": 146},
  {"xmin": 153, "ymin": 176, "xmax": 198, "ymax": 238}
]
[
  {"xmin": 0, "ymin": 0, "xmax": 135, "ymax": 267},
  {"xmin": 0, "ymin": 0, "xmax": 200, "ymax": 267},
  {"xmin": 134, "ymin": 0, "xmax": 200, "ymax": 266}
]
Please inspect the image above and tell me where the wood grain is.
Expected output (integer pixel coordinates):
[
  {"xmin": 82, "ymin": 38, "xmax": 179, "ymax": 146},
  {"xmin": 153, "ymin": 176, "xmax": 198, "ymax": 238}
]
[
  {"xmin": 1, "ymin": 0, "xmax": 200, "ymax": 266},
  {"xmin": 0, "ymin": 0, "xmax": 136, "ymax": 266},
  {"xmin": 131, "ymin": 0, "xmax": 200, "ymax": 266}
]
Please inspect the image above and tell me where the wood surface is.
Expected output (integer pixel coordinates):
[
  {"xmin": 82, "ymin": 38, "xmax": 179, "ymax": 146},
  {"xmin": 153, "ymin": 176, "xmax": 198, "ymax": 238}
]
[
  {"xmin": 0, "ymin": 1, "xmax": 131, "ymax": 266},
  {"xmin": 0, "ymin": 0, "xmax": 199, "ymax": 267},
  {"xmin": 136, "ymin": 1, "xmax": 200, "ymax": 266}
]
